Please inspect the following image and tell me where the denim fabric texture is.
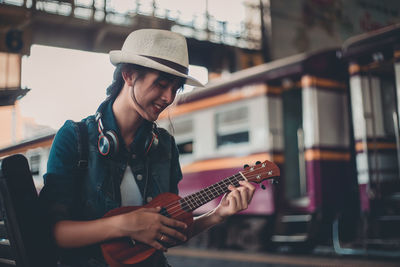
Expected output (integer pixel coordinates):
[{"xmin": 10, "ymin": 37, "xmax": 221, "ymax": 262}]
[{"xmin": 39, "ymin": 99, "xmax": 182, "ymax": 266}]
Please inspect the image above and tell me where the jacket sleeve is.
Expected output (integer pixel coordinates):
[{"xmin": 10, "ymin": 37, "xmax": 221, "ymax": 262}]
[{"xmin": 39, "ymin": 120, "xmax": 81, "ymax": 224}]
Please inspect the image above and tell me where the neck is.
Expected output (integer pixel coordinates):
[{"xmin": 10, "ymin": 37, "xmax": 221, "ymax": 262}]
[{"xmin": 112, "ymin": 85, "xmax": 143, "ymax": 146}]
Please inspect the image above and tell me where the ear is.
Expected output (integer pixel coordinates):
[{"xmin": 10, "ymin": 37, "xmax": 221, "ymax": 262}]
[{"xmin": 122, "ymin": 70, "xmax": 135, "ymax": 87}]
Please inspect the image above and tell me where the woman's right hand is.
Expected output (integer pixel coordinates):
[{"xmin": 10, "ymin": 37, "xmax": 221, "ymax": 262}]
[{"xmin": 114, "ymin": 207, "xmax": 187, "ymax": 251}]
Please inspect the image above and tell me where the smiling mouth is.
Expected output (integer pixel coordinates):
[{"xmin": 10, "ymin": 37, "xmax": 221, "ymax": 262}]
[{"xmin": 153, "ymin": 103, "xmax": 165, "ymax": 113}]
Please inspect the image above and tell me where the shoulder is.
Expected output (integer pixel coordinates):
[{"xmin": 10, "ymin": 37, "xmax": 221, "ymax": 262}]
[
  {"xmin": 78, "ymin": 115, "xmax": 97, "ymax": 136},
  {"xmin": 53, "ymin": 120, "xmax": 79, "ymax": 147},
  {"xmin": 156, "ymin": 126, "xmax": 176, "ymax": 146},
  {"xmin": 54, "ymin": 116, "xmax": 95, "ymax": 143},
  {"xmin": 47, "ymin": 117, "xmax": 96, "ymax": 172},
  {"xmin": 153, "ymin": 126, "xmax": 178, "ymax": 158},
  {"xmin": 50, "ymin": 116, "xmax": 95, "ymax": 157},
  {"xmin": 156, "ymin": 126, "xmax": 172, "ymax": 138},
  {"xmin": 47, "ymin": 120, "xmax": 80, "ymax": 174}
]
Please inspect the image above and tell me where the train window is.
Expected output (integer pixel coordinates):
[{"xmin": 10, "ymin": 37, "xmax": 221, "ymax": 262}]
[
  {"xmin": 380, "ymin": 77, "xmax": 396, "ymax": 137},
  {"xmin": 215, "ymin": 106, "xmax": 249, "ymax": 147},
  {"xmin": 371, "ymin": 73, "xmax": 399, "ymax": 180},
  {"xmin": 177, "ymin": 141, "xmax": 193, "ymax": 155},
  {"xmin": 170, "ymin": 119, "xmax": 194, "ymax": 155},
  {"xmin": 282, "ymin": 88, "xmax": 306, "ymax": 200},
  {"xmin": 351, "ymin": 65, "xmax": 400, "ymax": 184},
  {"xmin": 29, "ymin": 154, "xmax": 40, "ymax": 175},
  {"xmin": 171, "ymin": 119, "xmax": 192, "ymax": 136}
]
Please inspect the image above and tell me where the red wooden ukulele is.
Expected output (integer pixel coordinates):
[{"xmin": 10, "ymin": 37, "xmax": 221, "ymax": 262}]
[{"xmin": 101, "ymin": 160, "xmax": 280, "ymax": 267}]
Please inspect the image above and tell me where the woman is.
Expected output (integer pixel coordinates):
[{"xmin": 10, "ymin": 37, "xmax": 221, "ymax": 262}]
[{"xmin": 39, "ymin": 29, "xmax": 255, "ymax": 267}]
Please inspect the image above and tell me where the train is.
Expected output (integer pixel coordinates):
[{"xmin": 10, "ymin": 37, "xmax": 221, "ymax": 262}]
[
  {"xmin": 158, "ymin": 45, "xmax": 352, "ymax": 252},
  {"xmin": 1, "ymin": 23, "xmax": 399, "ymax": 256}
]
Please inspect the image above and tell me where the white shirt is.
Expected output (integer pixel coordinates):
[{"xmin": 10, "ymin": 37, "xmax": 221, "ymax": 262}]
[{"xmin": 120, "ymin": 166, "xmax": 143, "ymax": 206}]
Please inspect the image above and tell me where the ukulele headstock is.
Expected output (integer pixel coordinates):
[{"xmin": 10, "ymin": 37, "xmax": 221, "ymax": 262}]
[{"xmin": 241, "ymin": 160, "xmax": 280, "ymax": 184}]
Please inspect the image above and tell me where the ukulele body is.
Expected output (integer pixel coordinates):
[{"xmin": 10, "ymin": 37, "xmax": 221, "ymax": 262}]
[
  {"xmin": 101, "ymin": 192, "xmax": 193, "ymax": 267},
  {"xmin": 100, "ymin": 159, "xmax": 280, "ymax": 267}
]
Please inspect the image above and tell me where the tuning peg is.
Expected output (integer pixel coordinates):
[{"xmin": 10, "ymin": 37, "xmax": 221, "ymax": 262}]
[
  {"xmin": 260, "ymin": 184, "xmax": 266, "ymax": 190},
  {"xmin": 255, "ymin": 161, "xmax": 261, "ymax": 165},
  {"xmin": 243, "ymin": 164, "xmax": 249, "ymax": 169},
  {"xmin": 269, "ymin": 179, "xmax": 279, "ymax": 185}
]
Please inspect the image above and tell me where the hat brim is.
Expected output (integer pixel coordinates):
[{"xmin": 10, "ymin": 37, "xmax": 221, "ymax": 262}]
[{"xmin": 109, "ymin": 50, "xmax": 204, "ymax": 87}]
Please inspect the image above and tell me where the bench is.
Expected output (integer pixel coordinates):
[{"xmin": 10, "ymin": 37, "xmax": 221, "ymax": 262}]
[{"xmin": 0, "ymin": 154, "xmax": 56, "ymax": 267}]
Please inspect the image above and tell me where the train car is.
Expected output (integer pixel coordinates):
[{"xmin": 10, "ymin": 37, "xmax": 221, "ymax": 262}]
[
  {"xmin": 335, "ymin": 24, "xmax": 400, "ymax": 256},
  {"xmin": 157, "ymin": 48, "xmax": 352, "ymax": 251}
]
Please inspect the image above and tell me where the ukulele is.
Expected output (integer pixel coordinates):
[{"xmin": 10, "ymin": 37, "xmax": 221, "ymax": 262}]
[{"xmin": 101, "ymin": 159, "xmax": 280, "ymax": 267}]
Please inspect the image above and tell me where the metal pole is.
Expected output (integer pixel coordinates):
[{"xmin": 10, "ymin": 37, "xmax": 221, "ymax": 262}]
[{"xmin": 259, "ymin": 0, "xmax": 270, "ymax": 62}]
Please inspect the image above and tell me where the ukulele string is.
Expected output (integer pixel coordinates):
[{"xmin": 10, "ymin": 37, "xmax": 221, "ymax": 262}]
[
  {"xmin": 157, "ymin": 178, "xmax": 240, "ymax": 218},
  {"xmin": 158, "ymin": 171, "xmax": 268, "ymax": 218},
  {"xmin": 158, "ymin": 172, "xmax": 246, "ymax": 214},
  {"xmin": 157, "ymin": 171, "xmax": 269, "ymax": 218},
  {"xmin": 160, "ymin": 167, "xmax": 265, "ymax": 213},
  {"xmin": 158, "ymin": 172, "xmax": 243, "ymax": 211}
]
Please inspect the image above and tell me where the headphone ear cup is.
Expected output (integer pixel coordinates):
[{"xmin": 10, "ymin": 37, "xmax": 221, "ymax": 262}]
[
  {"xmin": 98, "ymin": 134, "xmax": 111, "ymax": 156},
  {"xmin": 98, "ymin": 130, "xmax": 119, "ymax": 157}
]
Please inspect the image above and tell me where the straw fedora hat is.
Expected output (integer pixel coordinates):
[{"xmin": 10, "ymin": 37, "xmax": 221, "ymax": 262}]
[{"xmin": 109, "ymin": 29, "xmax": 204, "ymax": 87}]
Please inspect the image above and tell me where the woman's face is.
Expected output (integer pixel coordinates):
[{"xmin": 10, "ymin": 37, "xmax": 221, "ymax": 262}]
[{"xmin": 130, "ymin": 71, "xmax": 182, "ymax": 121}]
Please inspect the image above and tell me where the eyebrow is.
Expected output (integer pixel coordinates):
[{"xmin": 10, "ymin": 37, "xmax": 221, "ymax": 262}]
[
  {"xmin": 157, "ymin": 72, "xmax": 175, "ymax": 82},
  {"xmin": 156, "ymin": 73, "xmax": 184, "ymax": 88}
]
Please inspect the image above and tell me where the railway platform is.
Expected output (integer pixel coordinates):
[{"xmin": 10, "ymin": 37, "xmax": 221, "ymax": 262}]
[{"xmin": 166, "ymin": 247, "xmax": 400, "ymax": 267}]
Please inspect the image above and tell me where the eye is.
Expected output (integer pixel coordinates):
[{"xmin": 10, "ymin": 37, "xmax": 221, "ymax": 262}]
[{"xmin": 156, "ymin": 80, "xmax": 169, "ymax": 89}]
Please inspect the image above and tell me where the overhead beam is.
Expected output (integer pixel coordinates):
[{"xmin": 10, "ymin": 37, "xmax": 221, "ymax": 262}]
[{"xmin": 0, "ymin": 3, "xmax": 261, "ymax": 73}]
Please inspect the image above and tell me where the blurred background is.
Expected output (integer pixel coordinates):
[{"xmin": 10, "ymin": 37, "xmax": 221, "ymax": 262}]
[{"xmin": 1, "ymin": 0, "xmax": 400, "ymax": 266}]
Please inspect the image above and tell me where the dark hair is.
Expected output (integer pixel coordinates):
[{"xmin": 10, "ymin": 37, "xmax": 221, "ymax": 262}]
[
  {"xmin": 106, "ymin": 63, "xmax": 186, "ymax": 101},
  {"xmin": 106, "ymin": 63, "xmax": 147, "ymax": 100}
]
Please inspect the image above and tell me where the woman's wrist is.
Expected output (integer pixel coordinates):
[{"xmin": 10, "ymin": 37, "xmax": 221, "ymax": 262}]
[
  {"xmin": 210, "ymin": 208, "xmax": 228, "ymax": 225},
  {"xmin": 106, "ymin": 214, "xmax": 130, "ymax": 239}
]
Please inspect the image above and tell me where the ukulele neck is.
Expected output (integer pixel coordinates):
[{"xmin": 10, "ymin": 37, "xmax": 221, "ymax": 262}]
[{"xmin": 179, "ymin": 173, "xmax": 245, "ymax": 212}]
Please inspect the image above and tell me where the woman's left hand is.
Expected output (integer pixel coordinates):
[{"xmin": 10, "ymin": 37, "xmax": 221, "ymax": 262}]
[{"xmin": 214, "ymin": 180, "xmax": 256, "ymax": 221}]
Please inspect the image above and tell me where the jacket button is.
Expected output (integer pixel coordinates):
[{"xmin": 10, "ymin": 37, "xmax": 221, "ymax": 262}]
[
  {"xmin": 137, "ymin": 174, "xmax": 143, "ymax": 181},
  {"xmin": 146, "ymin": 197, "xmax": 153, "ymax": 203}
]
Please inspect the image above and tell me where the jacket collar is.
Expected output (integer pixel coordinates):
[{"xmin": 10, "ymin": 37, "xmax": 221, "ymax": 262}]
[{"xmin": 99, "ymin": 99, "xmax": 156, "ymax": 156}]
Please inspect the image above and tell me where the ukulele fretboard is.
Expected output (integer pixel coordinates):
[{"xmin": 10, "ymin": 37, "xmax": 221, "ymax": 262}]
[{"xmin": 179, "ymin": 173, "xmax": 245, "ymax": 212}]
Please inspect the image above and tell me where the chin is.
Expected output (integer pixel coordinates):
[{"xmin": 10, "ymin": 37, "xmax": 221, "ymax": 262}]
[
  {"xmin": 145, "ymin": 113, "xmax": 159, "ymax": 122},
  {"xmin": 137, "ymin": 109, "xmax": 157, "ymax": 122}
]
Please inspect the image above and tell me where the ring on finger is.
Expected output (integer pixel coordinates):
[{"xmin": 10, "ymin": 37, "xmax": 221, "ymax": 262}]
[{"xmin": 160, "ymin": 234, "xmax": 165, "ymax": 241}]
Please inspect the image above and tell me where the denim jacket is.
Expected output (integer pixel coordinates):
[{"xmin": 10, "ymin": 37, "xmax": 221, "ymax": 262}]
[{"xmin": 39, "ymin": 100, "xmax": 182, "ymax": 266}]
